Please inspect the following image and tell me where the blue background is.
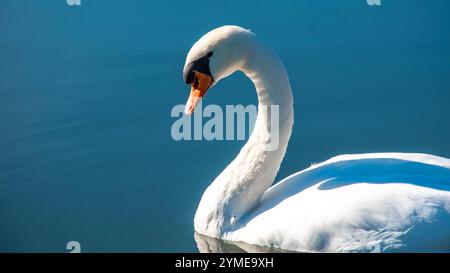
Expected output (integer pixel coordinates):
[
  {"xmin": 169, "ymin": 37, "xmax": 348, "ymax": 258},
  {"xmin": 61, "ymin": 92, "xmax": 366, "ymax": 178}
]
[{"xmin": 0, "ymin": 0, "xmax": 449, "ymax": 252}]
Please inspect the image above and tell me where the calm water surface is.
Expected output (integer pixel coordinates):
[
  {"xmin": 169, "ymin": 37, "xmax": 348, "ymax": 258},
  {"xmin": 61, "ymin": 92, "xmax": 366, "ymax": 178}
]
[{"xmin": 1, "ymin": 0, "xmax": 449, "ymax": 252}]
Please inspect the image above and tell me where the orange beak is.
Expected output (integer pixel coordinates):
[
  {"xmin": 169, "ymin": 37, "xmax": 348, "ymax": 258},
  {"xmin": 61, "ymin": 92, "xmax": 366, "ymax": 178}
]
[{"xmin": 185, "ymin": 70, "xmax": 213, "ymax": 115}]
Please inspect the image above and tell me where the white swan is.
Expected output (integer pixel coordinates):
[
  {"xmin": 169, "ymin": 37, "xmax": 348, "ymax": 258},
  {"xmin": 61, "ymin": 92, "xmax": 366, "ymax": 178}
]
[{"xmin": 182, "ymin": 26, "xmax": 450, "ymax": 252}]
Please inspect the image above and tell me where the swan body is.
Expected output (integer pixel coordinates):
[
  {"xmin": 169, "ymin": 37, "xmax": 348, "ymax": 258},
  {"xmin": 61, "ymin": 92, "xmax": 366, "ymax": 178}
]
[
  {"xmin": 182, "ymin": 26, "xmax": 450, "ymax": 252},
  {"xmin": 226, "ymin": 153, "xmax": 450, "ymax": 252}
]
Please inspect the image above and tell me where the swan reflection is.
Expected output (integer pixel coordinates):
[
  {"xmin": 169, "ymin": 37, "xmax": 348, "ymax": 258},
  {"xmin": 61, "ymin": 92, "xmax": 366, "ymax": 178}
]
[{"xmin": 194, "ymin": 232, "xmax": 295, "ymax": 253}]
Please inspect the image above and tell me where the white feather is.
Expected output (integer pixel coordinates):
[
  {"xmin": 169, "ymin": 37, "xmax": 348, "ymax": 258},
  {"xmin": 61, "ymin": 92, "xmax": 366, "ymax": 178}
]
[{"xmin": 186, "ymin": 26, "xmax": 450, "ymax": 252}]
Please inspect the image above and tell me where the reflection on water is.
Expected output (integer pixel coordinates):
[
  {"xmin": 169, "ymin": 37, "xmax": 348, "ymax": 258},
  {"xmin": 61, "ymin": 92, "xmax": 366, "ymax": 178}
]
[{"xmin": 194, "ymin": 232, "xmax": 296, "ymax": 253}]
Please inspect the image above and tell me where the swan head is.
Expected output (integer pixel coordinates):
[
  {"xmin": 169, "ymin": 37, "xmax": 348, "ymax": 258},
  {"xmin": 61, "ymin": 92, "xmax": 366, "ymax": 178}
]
[{"xmin": 183, "ymin": 25, "xmax": 254, "ymax": 115}]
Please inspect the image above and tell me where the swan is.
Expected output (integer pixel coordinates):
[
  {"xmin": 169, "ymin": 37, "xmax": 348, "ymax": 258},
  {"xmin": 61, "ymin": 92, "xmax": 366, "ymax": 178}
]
[{"xmin": 182, "ymin": 25, "xmax": 450, "ymax": 252}]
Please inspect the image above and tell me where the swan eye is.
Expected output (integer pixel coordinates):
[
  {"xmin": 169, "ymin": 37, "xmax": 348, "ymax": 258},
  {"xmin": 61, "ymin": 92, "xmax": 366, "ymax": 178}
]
[
  {"xmin": 183, "ymin": 53, "xmax": 214, "ymax": 84},
  {"xmin": 193, "ymin": 75, "xmax": 199, "ymax": 89}
]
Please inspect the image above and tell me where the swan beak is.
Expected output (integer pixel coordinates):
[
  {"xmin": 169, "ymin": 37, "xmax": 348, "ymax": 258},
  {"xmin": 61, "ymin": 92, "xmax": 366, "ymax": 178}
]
[{"xmin": 185, "ymin": 71, "xmax": 213, "ymax": 115}]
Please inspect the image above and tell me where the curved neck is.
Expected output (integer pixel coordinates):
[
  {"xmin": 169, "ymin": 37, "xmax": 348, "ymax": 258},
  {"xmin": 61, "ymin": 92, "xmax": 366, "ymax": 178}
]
[{"xmin": 194, "ymin": 37, "xmax": 294, "ymax": 238}]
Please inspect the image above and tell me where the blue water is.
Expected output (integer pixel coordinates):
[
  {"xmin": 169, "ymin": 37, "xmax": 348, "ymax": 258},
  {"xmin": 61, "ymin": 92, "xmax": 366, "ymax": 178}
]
[{"xmin": 0, "ymin": 0, "xmax": 449, "ymax": 252}]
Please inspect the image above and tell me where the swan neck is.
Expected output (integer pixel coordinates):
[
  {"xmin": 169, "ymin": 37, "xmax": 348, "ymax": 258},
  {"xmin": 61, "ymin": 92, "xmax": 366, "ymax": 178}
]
[
  {"xmin": 194, "ymin": 36, "xmax": 293, "ymax": 237},
  {"xmin": 242, "ymin": 43, "xmax": 293, "ymax": 121}
]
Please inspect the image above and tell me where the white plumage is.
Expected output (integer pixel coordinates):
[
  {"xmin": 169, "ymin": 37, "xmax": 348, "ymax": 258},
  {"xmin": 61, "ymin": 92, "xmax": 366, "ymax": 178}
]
[{"xmin": 183, "ymin": 26, "xmax": 450, "ymax": 252}]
